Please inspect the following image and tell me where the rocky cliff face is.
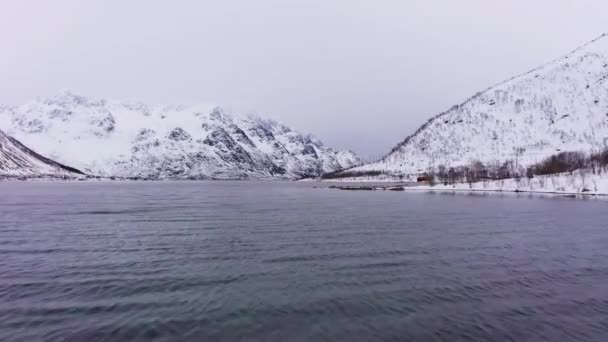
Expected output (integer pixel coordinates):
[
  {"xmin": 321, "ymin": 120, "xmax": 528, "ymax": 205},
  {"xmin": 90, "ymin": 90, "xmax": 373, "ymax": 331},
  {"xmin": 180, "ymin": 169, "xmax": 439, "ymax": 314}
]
[
  {"xmin": 346, "ymin": 34, "xmax": 608, "ymax": 179},
  {"xmin": 0, "ymin": 93, "xmax": 360, "ymax": 180}
]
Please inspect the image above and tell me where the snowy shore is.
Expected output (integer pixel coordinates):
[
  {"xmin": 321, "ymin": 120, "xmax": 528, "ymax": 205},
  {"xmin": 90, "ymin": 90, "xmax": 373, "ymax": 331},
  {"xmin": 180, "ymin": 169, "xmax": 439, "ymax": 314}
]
[
  {"xmin": 415, "ymin": 171, "xmax": 608, "ymax": 196},
  {"xmin": 327, "ymin": 170, "xmax": 608, "ymax": 196}
]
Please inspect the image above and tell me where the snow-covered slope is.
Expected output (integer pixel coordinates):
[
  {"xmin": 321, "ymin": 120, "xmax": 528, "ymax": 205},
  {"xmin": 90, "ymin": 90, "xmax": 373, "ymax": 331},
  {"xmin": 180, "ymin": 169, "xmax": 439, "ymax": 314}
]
[
  {"xmin": 346, "ymin": 34, "xmax": 608, "ymax": 179},
  {"xmin": 0, "ymin": 92, "xmax": 360, "ymax": 180},
  {"xmin": 0, "ymin": 129, "xmax": 84, "ymax": 178}
]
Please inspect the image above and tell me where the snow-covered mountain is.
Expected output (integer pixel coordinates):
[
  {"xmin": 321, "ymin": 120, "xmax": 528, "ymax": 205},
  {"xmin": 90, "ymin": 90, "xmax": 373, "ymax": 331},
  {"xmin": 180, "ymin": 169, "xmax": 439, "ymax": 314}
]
[
  {"xmin": 0, "ymin": 92, "xmax": 360, "ymax": 180},
  {"xmin": 342, "ymin": 34, "xmax": 608, "ymax": 180},
  {"xmin": 0, "ymin": 129, "xmax": 84, "ymax": 178}
]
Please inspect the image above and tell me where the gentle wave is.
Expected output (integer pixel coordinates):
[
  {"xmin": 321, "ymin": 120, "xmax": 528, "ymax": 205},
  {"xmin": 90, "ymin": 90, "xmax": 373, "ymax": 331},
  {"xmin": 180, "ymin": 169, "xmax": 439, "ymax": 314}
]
[{"xmin": 1, "ymin": 181, "xmax": 608, "ymax": 341}]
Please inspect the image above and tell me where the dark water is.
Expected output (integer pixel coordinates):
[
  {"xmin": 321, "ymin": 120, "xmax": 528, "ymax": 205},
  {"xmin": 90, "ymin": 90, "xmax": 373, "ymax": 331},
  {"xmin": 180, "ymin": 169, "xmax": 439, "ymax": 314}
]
[{"xmin": 1, "ymin": 181, "xmax": 608, "ymax": 342}]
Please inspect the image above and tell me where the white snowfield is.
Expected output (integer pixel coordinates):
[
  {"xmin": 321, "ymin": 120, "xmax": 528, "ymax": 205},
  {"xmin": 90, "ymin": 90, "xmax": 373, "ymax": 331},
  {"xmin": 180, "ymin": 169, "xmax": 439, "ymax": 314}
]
[
  {"xmin": 346, "ymin": 34, "xmax": 608, "ymax": 179},
  {"xmin": 0, "ymin": 129, "xmax": 84, "ymax": 178},
  {"xmin": 0, "ymin": 92, "xmax": 360, "ymax": 180}
]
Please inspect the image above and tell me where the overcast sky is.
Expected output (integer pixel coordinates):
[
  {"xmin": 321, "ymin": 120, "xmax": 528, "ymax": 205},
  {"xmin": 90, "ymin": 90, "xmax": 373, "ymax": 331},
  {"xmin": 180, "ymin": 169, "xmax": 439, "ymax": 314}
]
[{"xmin": 0, "ymin": 1, "xmax": 606, "ymax": 158}]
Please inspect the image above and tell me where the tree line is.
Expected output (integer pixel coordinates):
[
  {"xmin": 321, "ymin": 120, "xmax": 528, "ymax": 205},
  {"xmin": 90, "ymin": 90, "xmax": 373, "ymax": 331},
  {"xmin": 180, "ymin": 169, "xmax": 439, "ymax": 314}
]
[
  {"xmin": 321, "ymin": 148, "xmax": 608, "ymax": 184},
  {"xmin": 429, "ymin": 149, "xmax": 608, "ymax": 185}
]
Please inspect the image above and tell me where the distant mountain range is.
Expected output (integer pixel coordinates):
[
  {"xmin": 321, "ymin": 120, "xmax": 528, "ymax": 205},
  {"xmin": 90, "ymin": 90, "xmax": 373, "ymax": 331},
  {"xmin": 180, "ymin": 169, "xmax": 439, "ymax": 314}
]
[
  {"xmin": 0, "ymin": 92, "xmax": 360, "ymax": 180},
  {"xmin": 334, "ymin": 34, "xmax": 608, "ymax": 180},
  {"xmin": 4, "ymin": 34, "xmax": 608, "ymax": 182}
]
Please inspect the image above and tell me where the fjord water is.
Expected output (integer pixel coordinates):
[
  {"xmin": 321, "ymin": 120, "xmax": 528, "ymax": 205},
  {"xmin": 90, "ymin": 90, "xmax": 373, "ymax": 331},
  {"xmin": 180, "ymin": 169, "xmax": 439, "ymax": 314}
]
[{"xmin": 1, "ymin": 182, "xmax": 608, "ymax": 342}]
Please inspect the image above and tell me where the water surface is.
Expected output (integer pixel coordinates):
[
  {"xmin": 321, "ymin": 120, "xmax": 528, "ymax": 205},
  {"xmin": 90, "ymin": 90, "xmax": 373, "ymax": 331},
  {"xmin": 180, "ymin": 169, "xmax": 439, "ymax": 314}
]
[{"xmin": 1, "ymin": 181, "xmax": 608, "ymax": 341}]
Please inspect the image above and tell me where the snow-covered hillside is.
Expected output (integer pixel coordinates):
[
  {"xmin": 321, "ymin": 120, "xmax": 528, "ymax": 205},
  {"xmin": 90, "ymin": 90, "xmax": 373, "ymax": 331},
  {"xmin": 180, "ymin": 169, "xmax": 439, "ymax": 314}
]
[
  {"xmin": 0, "ymin": 129, "xmax": 84, "ymax": 178},
  {"xmin": 343, "ymin": 34, "xmax": 608, "ymax": 179},
  {"xmin": 0, "ymin": 92, "xmax": 360, "ymax": 180}
]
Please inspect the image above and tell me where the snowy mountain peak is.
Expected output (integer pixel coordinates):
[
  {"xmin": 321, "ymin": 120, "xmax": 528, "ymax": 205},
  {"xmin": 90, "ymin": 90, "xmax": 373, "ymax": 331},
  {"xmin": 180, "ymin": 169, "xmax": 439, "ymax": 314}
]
[
  {"xmin": 41, "ymin": 89, "xmax": 96, "ymax": 107},
  {"xmin": 343, "ymin": 34, "xmax": 608, "ymax": 180},
  {"xmin": 0, "ymin": 93, "xmax": 361, "ymax": 179}
]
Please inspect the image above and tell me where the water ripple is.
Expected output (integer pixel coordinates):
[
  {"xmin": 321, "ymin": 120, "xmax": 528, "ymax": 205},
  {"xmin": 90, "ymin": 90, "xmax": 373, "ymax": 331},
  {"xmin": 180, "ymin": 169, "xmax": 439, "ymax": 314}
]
[{"xmin": 1, "ymin": 181, "xmax": 608, "ymax": 341}]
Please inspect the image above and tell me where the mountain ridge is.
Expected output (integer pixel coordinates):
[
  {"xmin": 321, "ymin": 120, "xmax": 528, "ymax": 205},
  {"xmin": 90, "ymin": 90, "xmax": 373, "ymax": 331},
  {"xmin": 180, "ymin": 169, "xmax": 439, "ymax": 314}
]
[
  {"xmin": 0, "ymin": 92, "xmax": 361, "ymax": 180},
  {"xmin": 0, "ymin": 129, "xmax": 84, "ymax": 178},
  {"xmin": 389, "ymin": 33, "xmax": 608, "ymax": 156},
  {"xmin": 337, "ymin": 33, "xmax": 608, "ymax": 180}
]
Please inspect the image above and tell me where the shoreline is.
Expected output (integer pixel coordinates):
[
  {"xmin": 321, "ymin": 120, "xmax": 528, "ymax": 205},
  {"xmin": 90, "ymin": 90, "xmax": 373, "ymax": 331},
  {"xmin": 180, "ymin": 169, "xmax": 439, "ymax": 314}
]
[
  {"xmin": 0, "ymin": 176, "xmax": 300, "ymax": 182},
  {"xmin": 327, "ymin": 184, "xmax": 608, "ymax": 198},
  {"xmin": 403, "ymin": 187, "xmax": 608, "ymax": 198},
  {"xmin": 323, "ymin": 170, "xmax": 608, "ymax": 198}
]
